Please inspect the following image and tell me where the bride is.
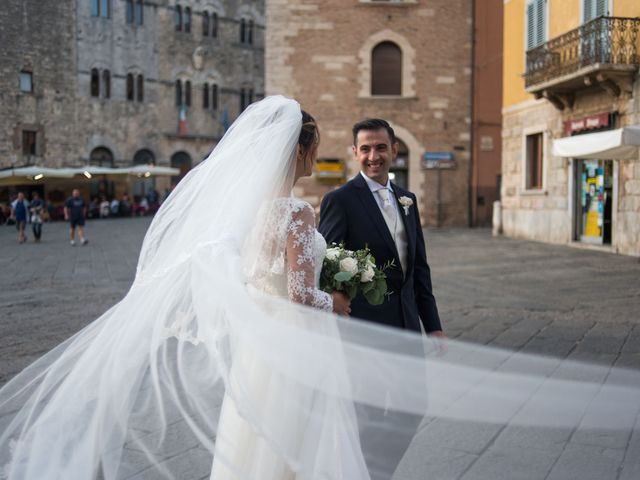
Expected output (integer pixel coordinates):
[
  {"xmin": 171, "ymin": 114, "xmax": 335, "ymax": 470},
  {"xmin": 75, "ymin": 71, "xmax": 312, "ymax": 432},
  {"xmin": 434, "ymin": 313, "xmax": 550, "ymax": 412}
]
[{"xmin": 1, "ymin": 96, "xmax": 639, "ymax": 480}]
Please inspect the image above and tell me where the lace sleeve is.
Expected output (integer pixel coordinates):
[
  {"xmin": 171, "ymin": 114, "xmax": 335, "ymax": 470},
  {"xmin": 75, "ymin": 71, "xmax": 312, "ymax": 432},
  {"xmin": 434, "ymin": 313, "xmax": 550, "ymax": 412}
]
[{"xmin": 286, "ymin": 203, "xmax": 333, "ymax": 312}]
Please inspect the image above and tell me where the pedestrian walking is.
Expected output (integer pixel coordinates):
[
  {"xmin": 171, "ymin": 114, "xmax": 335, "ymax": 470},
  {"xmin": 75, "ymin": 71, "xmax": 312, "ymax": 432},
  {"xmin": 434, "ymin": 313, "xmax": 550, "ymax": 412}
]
[
  {"xmin": 64, "ymin": 189, "xmax": 88, "ymax": 246},
  {"xmin": 29, "ymin": 192, "xmax": 44, "ymax": 243},
  {"xmin": 10, "ymin": 192, "xmax": 29, "ymax": 244}
]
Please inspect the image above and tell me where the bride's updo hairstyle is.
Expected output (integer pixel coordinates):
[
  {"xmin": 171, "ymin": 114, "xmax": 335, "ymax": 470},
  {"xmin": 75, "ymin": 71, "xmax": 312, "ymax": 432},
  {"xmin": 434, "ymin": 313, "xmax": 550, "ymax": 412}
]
[{"xmin": 299, "ymin": 110, "xmax": 319, "ymax": 158}]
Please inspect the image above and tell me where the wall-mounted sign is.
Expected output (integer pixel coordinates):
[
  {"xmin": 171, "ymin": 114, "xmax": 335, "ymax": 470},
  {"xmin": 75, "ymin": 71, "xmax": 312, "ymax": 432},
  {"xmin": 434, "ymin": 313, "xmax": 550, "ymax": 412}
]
[
  {"xmin": 564, "ymin": 113, "xmax": 610, "ymax": 135},
  {"xmin": 315, "ymin": 158, "xmax": 345, "ymax": 179},
  {"xmin": 423, "ymin": 151, "xmax": 456, "ymax": 169}
]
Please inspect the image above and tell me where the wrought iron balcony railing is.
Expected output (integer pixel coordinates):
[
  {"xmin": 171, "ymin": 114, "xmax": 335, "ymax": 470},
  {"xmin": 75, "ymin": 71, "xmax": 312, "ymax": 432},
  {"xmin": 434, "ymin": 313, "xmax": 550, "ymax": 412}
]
[{"xmin": 524, "ymin": 16, "xmax": 640, "ymax": 89}]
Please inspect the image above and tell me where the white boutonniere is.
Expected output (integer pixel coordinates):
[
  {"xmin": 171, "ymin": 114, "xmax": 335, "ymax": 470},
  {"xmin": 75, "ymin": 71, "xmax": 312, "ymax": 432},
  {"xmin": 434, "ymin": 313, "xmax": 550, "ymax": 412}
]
[{"xmin": 398, "ymin": 196, "xmax": 413, "ymax": 216}]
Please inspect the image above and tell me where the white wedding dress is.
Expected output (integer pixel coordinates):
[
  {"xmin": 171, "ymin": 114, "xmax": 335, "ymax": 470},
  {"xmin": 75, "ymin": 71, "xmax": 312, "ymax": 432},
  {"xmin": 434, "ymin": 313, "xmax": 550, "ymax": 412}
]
[
  {"xmin": 211, "ymin": 197, "xmax": 369, "ymax": 480},
  {"xmin": 1, "ymin": 96, "xmax": 638, "ymax": 480}
]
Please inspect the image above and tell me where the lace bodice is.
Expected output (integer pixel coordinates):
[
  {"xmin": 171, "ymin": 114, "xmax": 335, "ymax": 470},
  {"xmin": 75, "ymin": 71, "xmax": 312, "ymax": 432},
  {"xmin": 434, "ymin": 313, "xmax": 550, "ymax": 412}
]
[{"xmin": 245, "ymin": 197, "xmax": 332, "ymax": 312}]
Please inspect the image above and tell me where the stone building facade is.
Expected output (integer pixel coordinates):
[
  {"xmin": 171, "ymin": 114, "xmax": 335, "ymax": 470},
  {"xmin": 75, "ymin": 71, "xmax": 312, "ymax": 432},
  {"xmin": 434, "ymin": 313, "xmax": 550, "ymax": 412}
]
[
  {"xmin": 266, "ymin": 0, "xmax": 474, "ymax": 227},
  {"xmin": 1, "ymin": 0, "xmax": 264, "ymax": 203},
  {"xmin": 502, "ymin": 0, "xmax": 640, "ymax": 256}
]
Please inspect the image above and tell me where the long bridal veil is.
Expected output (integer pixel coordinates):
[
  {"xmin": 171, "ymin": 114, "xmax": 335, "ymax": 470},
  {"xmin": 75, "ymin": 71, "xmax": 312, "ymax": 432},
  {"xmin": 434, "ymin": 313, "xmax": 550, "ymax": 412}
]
[{"xmin": 1, "ymin": 96, "xmax": 639, "ymax": 480}]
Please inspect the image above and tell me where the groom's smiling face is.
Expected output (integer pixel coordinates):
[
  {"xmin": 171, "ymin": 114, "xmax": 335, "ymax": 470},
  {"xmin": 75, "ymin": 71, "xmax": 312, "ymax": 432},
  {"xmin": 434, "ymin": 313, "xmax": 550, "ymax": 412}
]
[{"xmin": 353, "ymin": 128, "xmax": 398, "ymax": 186}]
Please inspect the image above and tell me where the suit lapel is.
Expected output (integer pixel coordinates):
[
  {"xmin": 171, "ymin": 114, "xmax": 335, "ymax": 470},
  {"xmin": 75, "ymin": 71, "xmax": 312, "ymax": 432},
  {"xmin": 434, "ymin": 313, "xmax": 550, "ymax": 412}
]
[
  {"xmin": 391, "ymin": 184, "xmax": 416, "ymax": 278},
  {"xmin": 352, "ymin": 174, "xmax": 400, "ymax": 261}
]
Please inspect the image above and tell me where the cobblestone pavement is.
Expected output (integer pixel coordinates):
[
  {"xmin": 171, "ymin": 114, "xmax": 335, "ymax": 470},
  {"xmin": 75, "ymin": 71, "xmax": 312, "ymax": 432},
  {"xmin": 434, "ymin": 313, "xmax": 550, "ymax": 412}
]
[{"xmin": 1, "ymin": 218, "xmax": 639, "ymax": 479}]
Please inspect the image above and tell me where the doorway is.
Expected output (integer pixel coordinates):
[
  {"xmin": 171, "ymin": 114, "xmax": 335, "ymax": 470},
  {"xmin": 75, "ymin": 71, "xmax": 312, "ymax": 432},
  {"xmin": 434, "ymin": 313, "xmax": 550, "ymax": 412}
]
[{"xmin": 575, "ymin": 159, "xmax": 613, "ymax": 245}]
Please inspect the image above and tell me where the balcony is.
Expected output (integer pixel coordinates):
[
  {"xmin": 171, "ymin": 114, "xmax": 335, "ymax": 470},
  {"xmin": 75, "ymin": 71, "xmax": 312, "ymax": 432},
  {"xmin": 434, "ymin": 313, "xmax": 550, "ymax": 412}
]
[{"xmin": 524, "ymin": 17, "xmax": 640, "ymax": 110}]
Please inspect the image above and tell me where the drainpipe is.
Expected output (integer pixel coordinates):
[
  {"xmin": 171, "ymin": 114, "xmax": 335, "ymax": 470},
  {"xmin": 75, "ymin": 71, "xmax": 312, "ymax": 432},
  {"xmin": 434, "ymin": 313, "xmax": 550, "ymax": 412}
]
[{"xmin": 468, "ymin": 0, "xmax": 476, "ymax": 228}]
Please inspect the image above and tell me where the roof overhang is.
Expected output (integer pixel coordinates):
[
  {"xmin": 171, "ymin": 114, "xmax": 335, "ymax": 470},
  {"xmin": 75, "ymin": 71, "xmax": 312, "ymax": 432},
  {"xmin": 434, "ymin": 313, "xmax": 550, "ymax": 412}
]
[{"xmin": 552, "ymin": 126, "xmax": 640, "ymax": 159}]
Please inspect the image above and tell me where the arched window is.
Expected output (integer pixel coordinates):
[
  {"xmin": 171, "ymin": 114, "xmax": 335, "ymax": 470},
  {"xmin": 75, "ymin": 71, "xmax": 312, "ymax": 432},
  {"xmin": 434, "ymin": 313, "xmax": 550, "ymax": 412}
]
[
  {"xmin": 127, "ymin": 73, "xmax": 135, "ymax": 101},
  {"xmin": 135, "ymin": 0, "xmax": 143, "ymax": 25},
  {"xmin": 136, "ymin": 74, "xmax": 144, "ymax": 102},
  {"xmin": 102, "ymin": 70, "xmax": 111, "ymax": 98},
  {"xmin": 203, "ymin": 83, "xmax": 209, "ymax": 108},
  {"xmin": 185, "ymin": 80, "xmax": 192, "ymax": 106},
  {"xmin": 248, "ymin": 19, "xmax": 254, "ymax": 45},
  {"xmin": 184, "ymin": 7, "xmax": 191, "ymax": 33},
  {"xmin": 202, "ymin": 11, "xmax": 209, "ymax": 36},
  {"xmin": 212, "ymin": 12, "xmax": 218, "ymax": 37},
  {"xmin": 371, "ymin": 41, "xmax": 402, "ymax": 95},
  {"xmin": 171, "ymin": 151, "xmax": 192, "ymax": 184},
  {"xmin": 240, "ymin": 87, "xmax": 253, "ymax": 112},
  {"xmin": 390, "ymin": 138, "xmax": 409, "ymax": 189},
  {"xmin": 91, "ymin": 68, "xmax": 100, "ymax": 97},
  {"xmin": 133, "ymin": 149, "xmax": 155, "ymax": 165},
  {"xmin": 240, "ymin": 18, "xmax": 246, "ymax": 43},
  {"xmin": 126, "ymin": 0, "xmax": 134, "ymax": 23},
  {"xmin": 175, "ymin": 80, "xmax": 182, "ymax": 106},
  {"xmin": 90, "ymin": 147, "xmax": 114, "ymax": 167},
  {"xmin": 211, "ymin": 84, "xmax": 218, "ymax": 110},
  {"xmin": 91, "ymin": 0, "xmax": 110, "ymax": 18},
  {"xmin": 175, "ymin": 5, "xmax": 182, "ymax": 31}
]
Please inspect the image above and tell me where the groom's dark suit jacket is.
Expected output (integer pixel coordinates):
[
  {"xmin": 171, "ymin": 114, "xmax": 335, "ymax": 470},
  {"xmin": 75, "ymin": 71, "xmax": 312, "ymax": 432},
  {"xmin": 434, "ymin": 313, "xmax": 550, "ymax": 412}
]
[{"xmin": 318, "ymin": 174, "xmax": 441, "ymax": 333}]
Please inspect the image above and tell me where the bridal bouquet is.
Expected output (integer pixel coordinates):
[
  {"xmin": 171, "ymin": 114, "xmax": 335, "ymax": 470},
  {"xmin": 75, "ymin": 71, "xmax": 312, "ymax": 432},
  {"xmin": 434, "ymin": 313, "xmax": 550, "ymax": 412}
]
[{"xmin": 320, "ymin": 243, "xmax": 392, "ymax": 305}]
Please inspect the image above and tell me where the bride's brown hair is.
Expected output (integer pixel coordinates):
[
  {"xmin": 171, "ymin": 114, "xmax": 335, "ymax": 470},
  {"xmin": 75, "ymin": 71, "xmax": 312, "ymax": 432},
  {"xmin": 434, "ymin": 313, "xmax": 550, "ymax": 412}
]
[{"xmin": 299, "ymin": 110, "xmax": 319, "ymax": 155}]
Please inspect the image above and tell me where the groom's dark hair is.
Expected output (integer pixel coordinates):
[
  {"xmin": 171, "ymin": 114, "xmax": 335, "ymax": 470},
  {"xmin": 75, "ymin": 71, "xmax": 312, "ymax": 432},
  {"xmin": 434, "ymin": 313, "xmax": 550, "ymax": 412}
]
[{"xmin": 352, "ymin": 118, "xmax": 396, "ymax": 145}]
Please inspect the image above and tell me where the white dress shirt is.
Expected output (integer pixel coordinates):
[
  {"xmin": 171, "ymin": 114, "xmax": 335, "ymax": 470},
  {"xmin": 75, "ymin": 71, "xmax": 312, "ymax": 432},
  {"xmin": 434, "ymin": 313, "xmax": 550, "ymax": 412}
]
[{"xmin": 360, "ymin": 172, "xmax": 408, "ymax": 275}]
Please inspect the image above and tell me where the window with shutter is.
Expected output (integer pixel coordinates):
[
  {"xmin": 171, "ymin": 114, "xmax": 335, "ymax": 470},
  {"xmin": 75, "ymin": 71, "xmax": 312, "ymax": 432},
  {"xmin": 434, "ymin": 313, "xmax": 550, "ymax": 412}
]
[
  {"xmin": 526, "ymin": 0, "xmax": 546, "ymax": 50},
  {"xmin": 371, "ymin": 41, "xmax": 402, "ymax": 95},
  {"xmin": 583, "ymin": 0, "xmax": 607, "ymax": 22}
]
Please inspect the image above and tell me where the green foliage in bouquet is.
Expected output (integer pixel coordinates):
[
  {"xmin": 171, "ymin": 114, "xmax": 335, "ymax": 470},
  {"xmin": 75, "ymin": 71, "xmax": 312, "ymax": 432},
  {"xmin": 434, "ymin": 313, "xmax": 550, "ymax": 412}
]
[{"xmin": 319, "ymin": 243, "xmax": 393, "ymax": 306}]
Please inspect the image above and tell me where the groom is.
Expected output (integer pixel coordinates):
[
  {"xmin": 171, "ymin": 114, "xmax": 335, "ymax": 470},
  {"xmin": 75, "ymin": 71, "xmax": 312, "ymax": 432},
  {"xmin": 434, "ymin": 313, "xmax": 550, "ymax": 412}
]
[{"xmin": 318, "ymin": 118, "xmax": 444, "ymax": 479}]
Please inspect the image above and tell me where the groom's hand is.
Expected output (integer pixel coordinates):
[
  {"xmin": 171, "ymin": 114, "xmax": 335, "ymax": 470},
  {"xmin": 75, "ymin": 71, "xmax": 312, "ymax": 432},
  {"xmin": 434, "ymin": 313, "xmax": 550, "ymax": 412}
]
[
  {"xmin": 331, "ymin": 292, "xmax": 351, "ymax": 316},
  {"xmin": 428, "ymin": 330, "xmax": 448, "ymax": 356}
]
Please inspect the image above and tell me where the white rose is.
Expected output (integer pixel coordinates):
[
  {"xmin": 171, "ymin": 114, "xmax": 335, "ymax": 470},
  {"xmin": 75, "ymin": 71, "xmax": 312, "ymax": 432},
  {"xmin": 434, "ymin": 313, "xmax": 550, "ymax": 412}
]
[
  {"xmin": 360, "ymin": 265, "xmax": 375, "ymax": 283},
  {"xmin": 339, "ymin": 257, "xmax": 358, "ymax": 275},
  {"xmin": 325, "ymin": 248, "xmax": 341, "ymax": 261}
]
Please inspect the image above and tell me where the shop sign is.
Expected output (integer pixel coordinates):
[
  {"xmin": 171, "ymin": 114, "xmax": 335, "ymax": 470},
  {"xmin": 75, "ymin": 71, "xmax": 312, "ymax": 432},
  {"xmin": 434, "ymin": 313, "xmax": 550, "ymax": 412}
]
[
  {"xmin": 564, "ymin": 113, "xmax": 610, "ymax": 135},
  {"xmin": 423, "ymin": 151, "xmax": 456, "ymax": 169},
  {"xmin": 315, "ymin": 158, "xmax": 344, "ymax": 179}
]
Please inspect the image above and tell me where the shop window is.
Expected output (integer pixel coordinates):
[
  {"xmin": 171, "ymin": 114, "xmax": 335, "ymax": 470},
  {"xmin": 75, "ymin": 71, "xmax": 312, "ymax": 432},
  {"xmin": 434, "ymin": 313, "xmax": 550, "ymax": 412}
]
[
  {"xmin": 390, "ymin": 138, "xmax": 409, "ymax": 189},
  {"xmin": 22, "ymin": 131, "xmax": 37, "ymax": 156},
  {"xmin": 525, "ymin": 133, "xmax": 544, "ymax": 190},
  {"xmin": 371, "ymin": 41, "xmax": 402, "ymax": 95},
  {"xmin": 19, "ymin": 71, "xmax": 33, "ymax": 92}
]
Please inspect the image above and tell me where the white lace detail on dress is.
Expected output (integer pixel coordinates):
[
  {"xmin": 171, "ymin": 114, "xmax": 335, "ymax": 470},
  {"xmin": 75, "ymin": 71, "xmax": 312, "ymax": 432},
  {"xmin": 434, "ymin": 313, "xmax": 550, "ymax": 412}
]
[{"xmin": 246, "ymin": 197, "xmax": 332, "ymax": 312}]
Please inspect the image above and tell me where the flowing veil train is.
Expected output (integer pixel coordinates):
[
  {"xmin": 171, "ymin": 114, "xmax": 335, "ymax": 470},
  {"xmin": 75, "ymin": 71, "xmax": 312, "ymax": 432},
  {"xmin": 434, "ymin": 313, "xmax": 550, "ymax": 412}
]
[{"xmin": 1, "ymin": 96, "xmax": 640, "ymax": 480}]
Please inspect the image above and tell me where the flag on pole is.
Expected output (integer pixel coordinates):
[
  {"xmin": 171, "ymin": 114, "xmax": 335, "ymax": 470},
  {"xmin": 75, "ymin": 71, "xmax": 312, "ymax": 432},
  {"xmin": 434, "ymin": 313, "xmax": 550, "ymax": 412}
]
[{"xmin": 178, "ymin": 106, "xmax": 188, "ymax": 136}]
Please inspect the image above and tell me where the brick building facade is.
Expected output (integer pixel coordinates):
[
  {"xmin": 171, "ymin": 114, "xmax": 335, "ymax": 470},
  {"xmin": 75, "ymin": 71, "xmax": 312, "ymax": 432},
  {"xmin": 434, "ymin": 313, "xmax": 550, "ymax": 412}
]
[
  {"xmin": 1, "ymin": 0, "xmax": 264, "ymax": 204},
  {"xmin": 266, "ymin": 0, "xmax": 474, "ymax": 227}
]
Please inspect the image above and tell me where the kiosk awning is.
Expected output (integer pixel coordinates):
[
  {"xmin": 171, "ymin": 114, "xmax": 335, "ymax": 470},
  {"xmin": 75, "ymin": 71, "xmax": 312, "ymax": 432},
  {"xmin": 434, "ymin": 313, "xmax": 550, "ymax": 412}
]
[
  {"xmin": 0, "ymin": 165, "xmax": 180, "ymax": 186},
  {"xmin": 552, "ymin": 125, "xmax": 640, "ymax": 160}
]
